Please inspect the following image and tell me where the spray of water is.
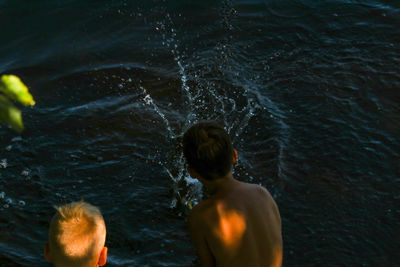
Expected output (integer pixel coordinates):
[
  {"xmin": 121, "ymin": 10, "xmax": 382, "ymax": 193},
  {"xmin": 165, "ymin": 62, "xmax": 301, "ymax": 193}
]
[{"xmin": 139, "ymin": 4, "xmax": 289, "ymax": 213}]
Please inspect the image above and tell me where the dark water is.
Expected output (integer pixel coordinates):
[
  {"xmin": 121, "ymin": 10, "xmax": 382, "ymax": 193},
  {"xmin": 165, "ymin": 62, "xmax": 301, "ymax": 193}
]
[{"xmin": 0, "ymin": 0, "xmax": 399, "ymax": 266}]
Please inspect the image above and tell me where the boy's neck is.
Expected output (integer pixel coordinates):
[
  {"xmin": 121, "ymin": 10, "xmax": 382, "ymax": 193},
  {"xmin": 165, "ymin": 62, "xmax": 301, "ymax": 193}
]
[{"xmin": 201, "ymin": 173, "xmax": 238, "ymax": 196}]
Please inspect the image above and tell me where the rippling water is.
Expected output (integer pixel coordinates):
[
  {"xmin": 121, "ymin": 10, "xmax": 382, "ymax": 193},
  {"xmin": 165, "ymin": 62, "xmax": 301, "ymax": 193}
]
[{"xmin": 0, "ymin": 0, "xmax": 399, "ymax": 266}]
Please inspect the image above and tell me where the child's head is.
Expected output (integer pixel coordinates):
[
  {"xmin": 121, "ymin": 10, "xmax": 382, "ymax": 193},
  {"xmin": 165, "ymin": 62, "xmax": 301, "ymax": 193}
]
[
  {"xmin": 183, "ymin": 120, "xmax": 235, "ymax": 180},
  {"xmin": 44, "ymin": 201, "xmax": 107, "ymax": 267}
]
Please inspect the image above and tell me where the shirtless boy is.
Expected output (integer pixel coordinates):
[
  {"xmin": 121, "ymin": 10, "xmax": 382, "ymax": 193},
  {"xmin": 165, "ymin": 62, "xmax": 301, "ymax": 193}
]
[
  {"xmin": 183, "ymin": 121, "xmax": 282, "ymax": 267},
  {"xmin": 44, "ymin": 200, "xmax": 108, "ymax": 267}
]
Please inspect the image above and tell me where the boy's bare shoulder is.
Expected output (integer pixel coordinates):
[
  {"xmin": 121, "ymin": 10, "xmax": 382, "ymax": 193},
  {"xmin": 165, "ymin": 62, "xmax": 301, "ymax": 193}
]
[
  {"xmin": 189, "ymin": 198, "xmax": 217, "ymax": 222},
  {"xmin": 189, "ymin": 196, "xmax": 232, "ymax": 231},
  {"xmin": 249, "ymin": 183, "xmax": 281, "ymax": 220},
  {"xmin": 242, "ymin": 182, "xmax": 279, "ymax": 212},
  {"xmin": 189, "ymin": 182, "xmax": 277, "ymax": 223},
  {"xmin": 255, "ymin": 183, "xmax": 273, "ymax": 197},
  {"xmin": 188, "ymin": 199, "xmax": 219, "ymax": 240},
  {"xmin": 241, "ymin": 181, "xmax": 273, "ymax": 198}
]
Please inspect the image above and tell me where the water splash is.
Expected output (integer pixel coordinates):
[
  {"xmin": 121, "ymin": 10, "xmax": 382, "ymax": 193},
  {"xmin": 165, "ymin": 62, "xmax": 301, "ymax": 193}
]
[
  {"xmin": 161, "ymin": 13, "xmax": 196, "ymax": 128},
  {"xmin": 139, "ymin": 6, "xmax": 288, "ymax": 212},
  {"xmin": 0, "ymin": 159, "xmax": 7, "ymax": 169},
  {"xmin": 140, "ymin": 85, "xmax": 176, "ymax": 139}
]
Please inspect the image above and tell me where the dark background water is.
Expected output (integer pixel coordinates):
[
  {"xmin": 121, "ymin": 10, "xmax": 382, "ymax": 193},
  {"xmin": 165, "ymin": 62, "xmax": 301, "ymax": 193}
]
[{"xmin": 0, "ymin": 0, "xmax": 399, "ymax": 266}]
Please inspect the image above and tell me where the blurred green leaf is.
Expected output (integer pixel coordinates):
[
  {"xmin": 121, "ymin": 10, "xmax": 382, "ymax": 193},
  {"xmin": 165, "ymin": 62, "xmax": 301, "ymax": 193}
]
[
  {"xmin": 0, "ymin": 74, "xmax": 35, "ymax": 106},
  {"xmin": 0, "ymin": 95, "xmax": 23, "ymax": 132}
]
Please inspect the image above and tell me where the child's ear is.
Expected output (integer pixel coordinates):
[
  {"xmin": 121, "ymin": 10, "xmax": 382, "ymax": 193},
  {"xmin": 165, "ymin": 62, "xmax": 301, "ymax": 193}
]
[
  {"xmin": 233, "ymin": 149, "xmax": 238, "ymax": 164},
  {"xmin": 44, "ymin": 243, "xmax": 51, "ymax": 262},
  {"xmin": 98, "ymin": 246, "xmax": 108, "ymax": 266},
  {"xmin": 187, "ymin": 166, "xmax": 198, "ymax": 178}
]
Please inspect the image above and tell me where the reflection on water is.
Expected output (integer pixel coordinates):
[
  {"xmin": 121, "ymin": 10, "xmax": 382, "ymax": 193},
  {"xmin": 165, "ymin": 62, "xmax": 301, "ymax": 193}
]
[{"xmin": 0, "ymin": 0, "xmax": 399, "ymax": 266}]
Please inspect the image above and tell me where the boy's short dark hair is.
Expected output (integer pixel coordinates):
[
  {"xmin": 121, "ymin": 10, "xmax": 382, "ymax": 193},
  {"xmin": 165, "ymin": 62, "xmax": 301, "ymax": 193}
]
[{"xmin": 183, "ymin": 121, "xmax": 233, "ymax": 180}]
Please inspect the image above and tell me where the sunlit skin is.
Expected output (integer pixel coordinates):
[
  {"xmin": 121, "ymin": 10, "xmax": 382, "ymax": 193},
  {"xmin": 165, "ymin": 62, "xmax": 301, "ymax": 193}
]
[
  {"xmin": 188, "ymin": 150, "xmax": 283, "ymax": 267},
  {"xmin": 215, "ymin": 203, "xmax": 246, "ymax": 251}
]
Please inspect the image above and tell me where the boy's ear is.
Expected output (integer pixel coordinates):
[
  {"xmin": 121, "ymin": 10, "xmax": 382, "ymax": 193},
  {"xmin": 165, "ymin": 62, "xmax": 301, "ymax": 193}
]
[
  {"xmin": 98, "ymin": 246, "xmax": 108, "ymax": 266},
  {"xmin": 44, "ymin": 243, "xmax": 51, "ymax": 262},
  {"xmin": 187, "ymin": 166, "xmax": 198, "ymax": 178},
  {"xmin": 233, "ymin": 149, "xmax": 238, "ymax": 164}
]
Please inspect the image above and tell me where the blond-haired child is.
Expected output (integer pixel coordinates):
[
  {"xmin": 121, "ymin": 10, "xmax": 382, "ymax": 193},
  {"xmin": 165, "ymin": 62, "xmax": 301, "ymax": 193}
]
[{"xmin": 44, "ymin": 200, "xmax": 107, "ymax": 267}]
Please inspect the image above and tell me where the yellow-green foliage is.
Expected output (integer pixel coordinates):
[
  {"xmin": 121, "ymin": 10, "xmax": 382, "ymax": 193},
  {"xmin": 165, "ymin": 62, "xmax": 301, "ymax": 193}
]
[{"xmin": 0, "ymin": 75, "xmax": 35, "ymax": 132}]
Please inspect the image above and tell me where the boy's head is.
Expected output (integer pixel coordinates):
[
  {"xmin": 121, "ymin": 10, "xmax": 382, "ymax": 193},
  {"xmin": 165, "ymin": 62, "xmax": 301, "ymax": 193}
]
[
  {"xmin": 183, "ymin": 120, "xmax": 236, "ymax": 180},
  {"xmin": 44, "ymin": 201, "xmax": 107, "ymax": 267}
]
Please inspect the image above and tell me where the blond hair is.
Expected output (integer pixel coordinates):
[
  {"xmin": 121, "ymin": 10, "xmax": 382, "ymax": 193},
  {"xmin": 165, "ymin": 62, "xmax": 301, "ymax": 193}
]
[{"xmin": 48, "ymin": 201, "xmax": 106, "ymax": 266}]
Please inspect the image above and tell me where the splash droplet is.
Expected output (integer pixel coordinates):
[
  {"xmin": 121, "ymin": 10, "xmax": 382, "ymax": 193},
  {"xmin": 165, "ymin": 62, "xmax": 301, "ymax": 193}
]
[
  {"xmin": 21, "ymin": 169, "xmax": 30, "ymax": 177},
  {"xmin": 0, "ymin": 159, "xmax": 8, "ymax": 169}
]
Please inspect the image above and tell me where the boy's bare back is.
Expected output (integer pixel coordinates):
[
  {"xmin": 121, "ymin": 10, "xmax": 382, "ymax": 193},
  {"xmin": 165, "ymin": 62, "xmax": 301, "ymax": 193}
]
[{"xmin": 189, "ymin": 179, "xmax": 282, "ymax": 267}]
